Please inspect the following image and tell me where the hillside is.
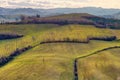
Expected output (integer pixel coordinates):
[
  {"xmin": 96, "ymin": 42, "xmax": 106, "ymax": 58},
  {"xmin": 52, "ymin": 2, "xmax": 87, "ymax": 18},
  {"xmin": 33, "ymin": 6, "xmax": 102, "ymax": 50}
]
[
  {"xmin": 20, "ymin": 13, "xmax": 120, "ymax": 29},
  {"xmin": 104, "ymin": 12, "xmax": 120, "ymax": 20},
  {"xmin": 78, "ymin": 48, "xmax": 120, "ymax": 80},
  {"xmin": 0, "ymin": 7, "xmax": 120, "ymax": 16},
  {"xmin": 0, "ymin": 42, "xmax": 120, "ymax": 80},
  {"xmin": 112, "ymin": 12, "xmax": 120, "ymax": 20},
  {"xmin": 0, "ymin": 13, "xmax": 120, "ymax": 80},
  {"xmin": 1, "ymin": 7, "xmax": 120, "ymax": 22}
]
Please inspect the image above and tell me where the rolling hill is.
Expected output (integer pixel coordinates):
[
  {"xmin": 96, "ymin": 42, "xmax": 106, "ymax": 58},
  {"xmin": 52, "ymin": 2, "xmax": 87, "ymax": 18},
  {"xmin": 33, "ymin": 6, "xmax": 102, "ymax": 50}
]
[
  {"xmin": 103, "ymin": 12, "xmax": 120, "ymax": 20},
  {"xmin": 0, "ymin": 13, "xmax": 120, "ymax": 80},
  {"xmin": 1, "ymin": 7, "xmax": 120, "ymax": 22},
  {"xmin": 0, "ymin": 7, "xmax": 120, "ymax": 16},
  {"xmin": 20, "ymin": 13, "xmax": 120, "ymax": 29},
  {"xmin": 111, "ymin": 12, "xmax": 120, "ymax": 20}
]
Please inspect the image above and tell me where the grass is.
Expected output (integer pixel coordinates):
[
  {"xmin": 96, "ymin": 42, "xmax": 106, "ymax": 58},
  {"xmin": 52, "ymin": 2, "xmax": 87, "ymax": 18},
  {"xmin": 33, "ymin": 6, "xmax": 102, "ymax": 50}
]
[
  {"xmin": 77, "ymin": 48, "xmax": 120, "ymax": 80},
  {"xmin": 0, "ymin": 24, "xmax": 59, "ymax": 57},
  {"xmin": 0, "ymin": 24, "xmax": 120, "ymax": 80},
  {"xmin": 0, "ymin": 24, "xmax": 59, "ymax": 35},
  {"xmin": 0, "ymin": 40, "xmax": 120, "ymax": 80},
  {"xmin": 0, "ymin": 44, "xmax": 74, "ymax": 80},
  {"xmin": 41, "ymin": 25, "xmax": 115, "ymax": 43},
  {"xmin": 0, "ymin": 24, "xmax": 116, "ymax": 57}
]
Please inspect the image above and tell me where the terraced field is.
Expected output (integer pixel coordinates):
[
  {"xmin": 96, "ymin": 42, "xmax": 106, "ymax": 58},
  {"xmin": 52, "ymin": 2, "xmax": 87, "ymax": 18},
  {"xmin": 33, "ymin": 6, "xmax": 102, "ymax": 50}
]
[{"xmin": 0, "ymin": 24, "xmax": 120, "ymax": 80}]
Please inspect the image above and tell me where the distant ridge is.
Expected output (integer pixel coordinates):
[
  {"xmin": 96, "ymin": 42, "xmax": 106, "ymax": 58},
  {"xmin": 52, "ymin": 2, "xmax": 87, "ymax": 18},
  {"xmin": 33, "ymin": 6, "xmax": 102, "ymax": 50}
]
[
  {"xmin": 0, "ymin": 7, "xmax": 120, "ymax": 16},
  {"xmin": 0, "ymin": 7, "xmax": 120, "ymax": 22}
]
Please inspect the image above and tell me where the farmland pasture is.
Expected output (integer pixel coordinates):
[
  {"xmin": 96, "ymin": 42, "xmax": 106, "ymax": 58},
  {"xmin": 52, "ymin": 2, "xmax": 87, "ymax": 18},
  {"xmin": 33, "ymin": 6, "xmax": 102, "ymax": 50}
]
[
  {"xmin": 0, "ymin": 24, "xmax": 59, "ymax": 57},
  {"xmin": 77, "ymin": 48, "xmax": 120, "ymax": 80},
  {"xmin": 0, "ymin": 40, "xmax": 120, "ymax": 80},
  {"xmin": 0, "ymin": 24, "xmax": 116, "ymax": 57},
  {"xmin": 0, "ymin": 23, "xmax": 120, "ymax": 80},
  {"xmin": 41, "ymin": 25, "xmax": 116, "ymax": 43}
]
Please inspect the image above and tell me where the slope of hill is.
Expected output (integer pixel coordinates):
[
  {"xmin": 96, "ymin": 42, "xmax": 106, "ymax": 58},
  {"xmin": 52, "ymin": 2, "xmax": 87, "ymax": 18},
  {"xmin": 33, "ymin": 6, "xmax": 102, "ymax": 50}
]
[
  {"xmin": 78, "ymin": 48, "xmax": 120, "ymax": 80},
  {"xmin": 0, "ymin": 13, "xmax": 120, "ymax": 80},
  {"xmin": 0, "ymin": 7, "xmax": 44, "ymax": 16},
  {"xmin": 20, "ymin": 13, "xmax": 120, "ymax": 29},
  {"xmin": 0, "ymin": 7, "xmax": 120, "ymax": 16},
  {"xmin": 112, "ymin": 12, "xmax": 120, "ymax": 20},
  {"xmin": 0, "ymin": 37, "xmax": 120, "ymax": 80},
  {"xmin": 0, "ymin": 24, "xmax": 116, "ymax": 58},
  {"xmin": 46, "ymin": 7, "xmax": 120, "ymax": 16},
  {"xmin": 41, "ymin": 25, "xmax": 116, "ymax": 43},
  {"xmin": 103, "ymin": 12, "xmax": 120, "ymax": 20}
]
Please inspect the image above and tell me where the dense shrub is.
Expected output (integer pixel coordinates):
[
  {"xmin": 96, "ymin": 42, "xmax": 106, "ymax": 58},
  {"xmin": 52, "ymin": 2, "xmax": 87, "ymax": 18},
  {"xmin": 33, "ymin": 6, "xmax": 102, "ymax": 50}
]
[{"xmin": 0, "ymin": 34, "xmax": 23, "ymax": 40}]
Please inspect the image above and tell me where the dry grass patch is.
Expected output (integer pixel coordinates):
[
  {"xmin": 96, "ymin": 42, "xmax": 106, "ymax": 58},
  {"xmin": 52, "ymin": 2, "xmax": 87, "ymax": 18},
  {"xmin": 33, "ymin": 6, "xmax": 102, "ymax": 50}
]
[
  {"xmin": 42, "ymin": 25, "xmax": 116, "ymax": 43},
  {"xmin": 77, "ymin": 48, "xmax": 120, "ymax": 80}
]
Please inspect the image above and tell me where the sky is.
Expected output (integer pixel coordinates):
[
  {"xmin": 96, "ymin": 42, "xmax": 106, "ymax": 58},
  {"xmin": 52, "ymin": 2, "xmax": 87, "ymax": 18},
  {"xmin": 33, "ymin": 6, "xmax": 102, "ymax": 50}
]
[{"xmin": 0, "ymin": 0, "xmax": 120, "ymax": 9}]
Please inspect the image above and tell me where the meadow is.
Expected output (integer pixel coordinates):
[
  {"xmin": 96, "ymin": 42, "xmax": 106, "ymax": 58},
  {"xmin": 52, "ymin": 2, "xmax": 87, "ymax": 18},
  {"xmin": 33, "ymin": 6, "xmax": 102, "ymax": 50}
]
[
  {"xmin": 41, "ymin": 25, "xmax": 116, "ymax": 43},
  {"xmin": 0, "ymin": 24, "xmax": 116, "ymax": 57},
  {"xmin": 0, "ymin": 23, "xmax": 120, "ymax": 80},
  {"xmin": 77, "ymin": 48, "xmax": 120, "ymax": 80}
]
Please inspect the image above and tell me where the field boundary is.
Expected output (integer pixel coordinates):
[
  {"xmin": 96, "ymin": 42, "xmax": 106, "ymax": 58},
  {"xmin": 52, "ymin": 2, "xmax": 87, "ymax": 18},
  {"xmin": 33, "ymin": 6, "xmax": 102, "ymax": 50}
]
[
  {"xmin": 40, "ymin": 36, "xmax": 117, "ymax": 44},
  {"xmin": 1, "ymin": 41, "xmax": 120, "ymax": 80},
  {"xmin": 0, "ymin": 43, "xmax": 41, "ymax": 67}
]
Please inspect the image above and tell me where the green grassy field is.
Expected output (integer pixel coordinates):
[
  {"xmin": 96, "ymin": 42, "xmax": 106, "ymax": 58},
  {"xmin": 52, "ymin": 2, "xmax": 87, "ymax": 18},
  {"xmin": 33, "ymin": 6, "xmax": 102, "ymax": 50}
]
[
  {"xmin": 41, "ymin": 25, "xmax": 116, "ymax": 43},
  {"xmin": 0, "ymin": 24, "xmax": 116, "ymax": 57},
  {"xmin": 0, "ymin": 24, "xmax": 59, "ymax": 57},
  {"xmin": 77, "ymin": 48, "xmax": 120, "ymax": 80},
  {"xmin": 0, "ymin": 24, "xmax": 120, "ymax": 80}
]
